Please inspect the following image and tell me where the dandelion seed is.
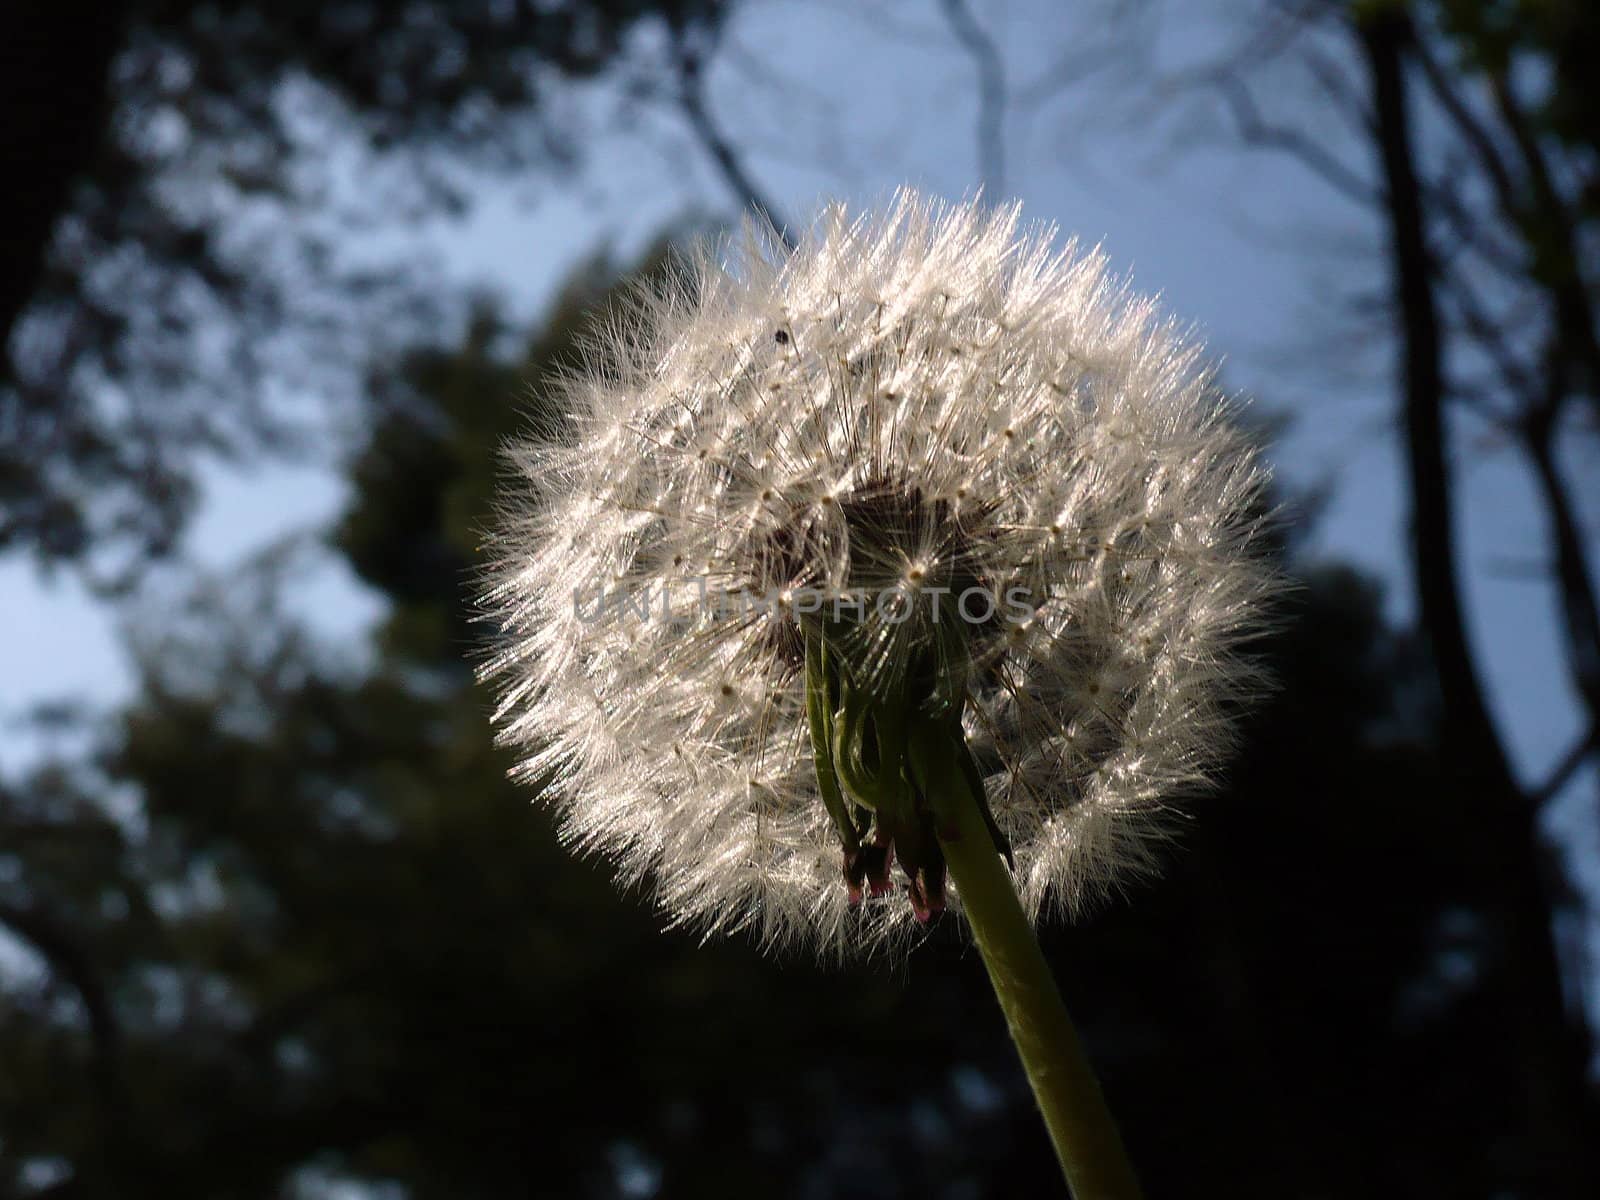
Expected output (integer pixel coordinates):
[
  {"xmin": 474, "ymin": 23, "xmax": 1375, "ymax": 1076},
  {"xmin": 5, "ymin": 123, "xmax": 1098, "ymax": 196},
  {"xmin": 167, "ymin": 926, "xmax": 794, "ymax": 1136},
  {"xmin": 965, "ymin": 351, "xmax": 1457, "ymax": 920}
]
[{"xmin": 478, "ymin": 190, "xmax": 1278, "ymax": 959}]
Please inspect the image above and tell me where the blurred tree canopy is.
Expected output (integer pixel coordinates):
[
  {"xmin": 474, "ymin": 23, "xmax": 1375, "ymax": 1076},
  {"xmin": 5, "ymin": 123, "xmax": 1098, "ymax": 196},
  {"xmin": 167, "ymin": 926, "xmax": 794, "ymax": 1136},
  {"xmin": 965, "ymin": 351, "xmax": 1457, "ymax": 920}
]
[
  {"xmin": 5, "ymin": 1, "xmax": 1600, "ymax": 1196},
  {"xmin": 2, "ymin": 0, "xmax": 728, "ymax": 582},
  {"xmin": 2, "ymin": 244, "xmax": 1589, "ymax": 1197}
]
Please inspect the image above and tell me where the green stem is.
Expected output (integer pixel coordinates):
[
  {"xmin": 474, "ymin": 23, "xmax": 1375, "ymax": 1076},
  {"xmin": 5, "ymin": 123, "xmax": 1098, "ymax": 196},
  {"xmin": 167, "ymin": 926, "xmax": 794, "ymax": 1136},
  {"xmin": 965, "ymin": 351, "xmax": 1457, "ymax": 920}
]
[
  {"xmin": 932, "ymin": 768, "xmax": 1144, "ymax": 1199},
  {"xmin": 803, "ymin": 618, "xmax": 1139, "ymax": 1194}
]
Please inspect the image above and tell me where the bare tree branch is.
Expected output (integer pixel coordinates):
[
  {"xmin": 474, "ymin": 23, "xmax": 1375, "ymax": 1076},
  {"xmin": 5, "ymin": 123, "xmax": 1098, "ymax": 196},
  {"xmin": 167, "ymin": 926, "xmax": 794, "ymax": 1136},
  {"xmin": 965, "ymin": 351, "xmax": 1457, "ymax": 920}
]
[
  {"xmin": 1486, "ymin": 71, "xmax": 1600, "ymax": 409},
  {"xmin": 1213, "ymin": 74, "xmax": 1378, "ymax": 206},
  {"xmin": 1524, "ymin": 370, "xmax": 1600, "ymax": 741},
  {"xmin": 1532, "ymin": 725, "xmax": 1599, "ymax": 806},
  {"xmin": 1360, "ymin": 12, "xmax": 1514, "ymax": 795},
  {"xmin": 1437, "ymin": 270, "xmax": 1542, "ymax": 407},
  {"xmin": 1299, "ymin": 42, "xmax": 1375, "ymax": 133},
  {"xmin": 670, "ymin": 27, "xmax": 794, "ymax": 248},
  {"xmin": 938, "ymin": 0, "xmax": 1007, "ymax": 197},
  {"xmin": 1409, "ymin": 28, "xmax": 1521, "ymax": 216},
  {"xmin": 0, "ymin": 900, "xmax": 127, "ymax": 1120},
  {"xmin": 1410, "ymin": 21, "xmax": 1600, "ymax": 417}
]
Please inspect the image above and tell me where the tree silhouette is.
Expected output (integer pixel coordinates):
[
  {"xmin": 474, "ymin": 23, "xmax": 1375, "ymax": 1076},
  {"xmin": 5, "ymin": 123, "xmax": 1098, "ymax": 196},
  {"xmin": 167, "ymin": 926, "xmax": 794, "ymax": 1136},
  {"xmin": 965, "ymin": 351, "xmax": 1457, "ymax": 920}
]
[{"xmin": 2, "ymin": 0, "xmax": 730, "ymax": 581}]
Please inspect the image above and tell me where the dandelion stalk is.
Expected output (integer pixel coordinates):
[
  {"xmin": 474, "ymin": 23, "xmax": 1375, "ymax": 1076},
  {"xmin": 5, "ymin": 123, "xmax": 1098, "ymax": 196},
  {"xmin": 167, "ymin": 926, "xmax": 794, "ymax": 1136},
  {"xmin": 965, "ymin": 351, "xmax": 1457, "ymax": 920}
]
[
  {"xmin": 927, "ymin": 745, "xmax": 1143, "ymax": 1198},
  {"xmin": 812, "ymin": 624, "xmax": 1142, "ymax": 1196}
]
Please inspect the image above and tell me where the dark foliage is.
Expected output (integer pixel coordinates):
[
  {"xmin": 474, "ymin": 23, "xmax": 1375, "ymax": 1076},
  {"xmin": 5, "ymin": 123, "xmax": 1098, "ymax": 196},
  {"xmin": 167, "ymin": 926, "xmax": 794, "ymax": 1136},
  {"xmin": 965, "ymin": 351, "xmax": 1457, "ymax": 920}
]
[{"xmin": 1, "ymin": 0, "xmax": 726, "ymax": 582}]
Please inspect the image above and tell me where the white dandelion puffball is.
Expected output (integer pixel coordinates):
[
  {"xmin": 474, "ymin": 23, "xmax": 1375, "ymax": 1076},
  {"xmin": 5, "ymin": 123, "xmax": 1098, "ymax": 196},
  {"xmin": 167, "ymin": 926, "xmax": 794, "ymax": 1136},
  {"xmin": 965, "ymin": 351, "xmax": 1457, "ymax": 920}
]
[{"xmin": 480, "ymin": 191, "xmax": 1277, "ymax": 956}]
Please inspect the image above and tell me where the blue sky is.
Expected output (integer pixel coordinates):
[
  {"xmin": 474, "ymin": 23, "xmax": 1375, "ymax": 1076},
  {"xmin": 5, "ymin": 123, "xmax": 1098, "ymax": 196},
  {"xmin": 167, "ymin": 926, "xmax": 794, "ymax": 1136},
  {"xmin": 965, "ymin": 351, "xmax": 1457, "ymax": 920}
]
[{"xmin": 3, "ymin": 0, "xmax": 1594, "ymax": 876}]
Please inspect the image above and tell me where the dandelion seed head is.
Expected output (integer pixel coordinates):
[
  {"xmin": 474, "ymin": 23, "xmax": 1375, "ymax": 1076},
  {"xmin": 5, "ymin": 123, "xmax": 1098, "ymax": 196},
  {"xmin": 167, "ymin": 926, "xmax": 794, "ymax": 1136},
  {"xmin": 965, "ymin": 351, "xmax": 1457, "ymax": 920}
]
[{"xmin": 479, "ymin": 190, "xmax": 1279, "ymax": 957}]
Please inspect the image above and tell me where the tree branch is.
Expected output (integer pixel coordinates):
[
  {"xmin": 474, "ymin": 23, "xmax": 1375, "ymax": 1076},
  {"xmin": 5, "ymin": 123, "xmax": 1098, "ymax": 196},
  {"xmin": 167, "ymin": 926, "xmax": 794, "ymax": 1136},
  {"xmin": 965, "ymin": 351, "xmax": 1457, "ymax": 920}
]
[
  {"xmin": 1361, "ymin": 12, "xmax": 1515, "ymax": 795},
  {"xmin": 1437, "ymin": 266, "xmax": 1542, "ymax": 406},
  {"xmin": 1408, "ymin": 27, "xmax": 1521, "ymax": 217},
  {"xmin": 1486, "ymin": 70, "xmax": 1600, "ymax": 412},
  {"xmin": 1523, "ymin": 369, "xmax": 1600, "ymax": 741},
  {"xmin": 1423, "ymin": 168, "xmax": 1528, "ymax": 280},
  {"xmin": 1213, "ymin": 74, "xmax": 1378, "ymax": 206},
  {"xmin": 938, "ymin": 0, "xmax": 1007, "ymax": 198},
  {"xmin": 1532, "ymin": 725, "xmax": 1598, "ymax": 806},
  {"xmin": 0, "ymin": 900, "xmax": 126, "ymax": 1117},
  {"xmin": 671, "ymin": 29, "xmax": 793, "ymax": 248}
]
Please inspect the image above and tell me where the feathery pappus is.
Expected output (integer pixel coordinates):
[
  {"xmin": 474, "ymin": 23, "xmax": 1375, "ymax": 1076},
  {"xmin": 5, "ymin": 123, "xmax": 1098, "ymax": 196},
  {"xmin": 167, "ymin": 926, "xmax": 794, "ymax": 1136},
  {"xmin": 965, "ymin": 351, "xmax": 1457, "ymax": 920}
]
[{"xmin": 479, "ymin": 190, "xmax": 1278, "ymax": 957}]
